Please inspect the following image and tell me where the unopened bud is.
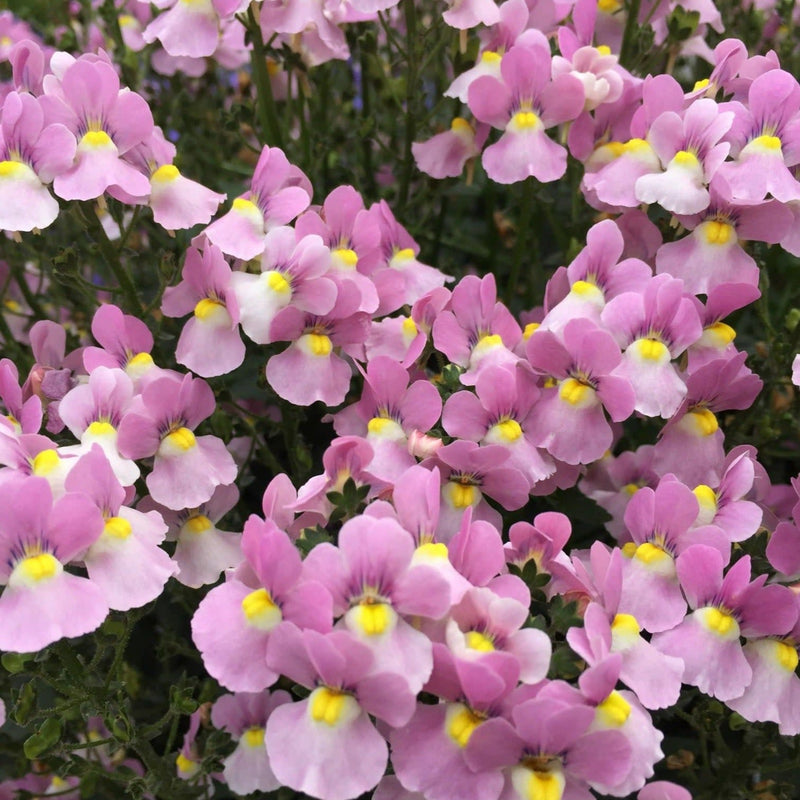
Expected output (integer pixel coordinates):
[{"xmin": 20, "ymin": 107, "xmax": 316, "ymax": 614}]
[{"xmin": 407, "ymin": 430, "xmax": 443, "ymax": 459}]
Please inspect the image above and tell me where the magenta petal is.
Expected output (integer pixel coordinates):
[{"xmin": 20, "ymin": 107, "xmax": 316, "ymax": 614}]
[
  {"xmin": 147, "ymin": 436, "xmax": 236, "ymax": 510},
  {"xmin": 0, "ymin": 572, "xmax": 108, "ymax": 652},
  {"xmin": 192, "ymin": 580, "xmax": 279, "ymax": 692},
  {"xmin": 482, "ymin": 130, "xmax": 568, "ymax": 184},
  {"xmin": 266, "ymin": 699, "xmax": 387, "ymax": 800},
  {"xmin": 568, "ymin": 729, "xmax": 632, "ymax": 788}
]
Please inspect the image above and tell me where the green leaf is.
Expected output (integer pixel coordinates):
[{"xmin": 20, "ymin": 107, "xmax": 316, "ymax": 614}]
[
  {"xmin": 2, "ymin": 652, "xmax": 31, "ymax": 674},
  {"xmin": 23, "ymin": 718, "xmax": 62, "ymax": 759}
]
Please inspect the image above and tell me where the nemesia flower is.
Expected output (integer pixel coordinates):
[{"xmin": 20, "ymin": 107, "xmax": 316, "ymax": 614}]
[
  {"xmin": 23, "ymin": 320, "xmax": 74, "ymax": 435},
  {"xmin": 617, "ymin": 480, "xmax": 729, "ymax": 633},
  {"xmin": 260, "ymin": 0, "xmax": 350, "ymax": 67},
  {"xmin": 579, "ymin": 445, "xmax": 658, "ymax": 541},
  {"xmin": 332, "ymin": 356, "xmax": 441, "ymax": 482},
  {"xmin": 726, "ymin": 597, "xmax": 800, "ymax": 734},
  {"xmin": 57, "ymin": 366, "xmax": 140, "ymax": 486},
  {"xmin": 83, "ymin": 304, "xmax": 164, "ymax": 387},
  {"xmin": 572, "ymin": 658, "xmax": 664, "ymax": 796},
  {"xmin": 161, "ymin": 238, "xmax": 245, "ymax": 377},
  {"xmin": 142, "ymin": 483, "xmax": 241, "ymax": 588},
  {"xmin": 0, "ymin": 475, "xmax": 106, "ymax": 652},
  {"xmin": 230, "ymin": 225, "xmax": 337, "ymax": 346},
  {"xmin": 499, "ymin": 693, "xmax": 632, "ymax": 800},
  {"xmin": 192, "ymin": 515, "xmax": 332, "ymax": 691},
  {"xmin": 291, "ymin": 435, "xmax": 379, "ymax": 522},
  {"xmin": 441, "ymin": 0, "xmax": 501, "ymax": 29},
  {"xmin": 8, "ymin": 38, "xmax": 48, "ymax": 95},
  {"xmin": 203, "ymin": 145, "xmax": 311, "ymax": 260},
  {"xmin": 600, "ymin": 274, "xmax": 702, "ymax": 418},
  {"xmin": 654, "ymin": 185, "xmax": 791, "ymax": 295},
  {"xmin": 295, "ymin": 184, "xmax": 382, "ymax": 314},
  {"xmin": 716, "ymin": 69, "xmax": 800, "ymax": 203},
  {"xmin": 653, "ymin": 352, "xmax": 762, "ymax": 487},
  {"xmin": 413, "ymin": 118, "xmax": 485, "ymax": 179},
  {"xmin": 652, "ymin": 545, "xmax": 798, "ymax": 700},
  {"xmin": 40, "ymin": 56, "xmax": 153, "ymax": 201},
  {"xmin": 686, "ymin": 283, "xmax": 760, "ymax": 370},
  {"xmin": 582, "ymin": 75, "xmax": 685, "ymax": 208},
  {"xmin": 567, "ymin": 592, "xmax": 683, "ymax": 708},
  {"xmin": 442, "ymin": 363, "xmax": 554, "ymax": 487},
  {"xmin": 303, "ymin": 515, "xmax": 451, "ymax": 693},
  {"xmin": 0, "ymin": 426, "xmax": 75, "ymax": 496},
  {"xmin": 551, "ymin": 44, "xmax": 625, "ymax": 112},
  {"xmin": 143, "ymin": 0, "xmax": 243, "ymax": 58},
  {"xmin": 0, "ymin": 91, "xmax": 76, "ymax": 232},
  {"xmin": 211, "ymin": 691, "xmax": 293, "ymax": 794},
  {"xmin": 117, "ymin": 373, "xmax": 237, "ymax": 510},
  {"xmin": 369, "ymin": 200, "xmax": 450, "ymax": 315},
  {"xmin": 123, "ymin": 129, "xmax": 225, "ymax": 229},
  {"xmin": 468, "ymin": 36, "xmax": 585, "ymax": 183},
  {"xmin": 433, "ymin": 273, "xmax": 521, "ymax": 385},
  {"xmin": 634, "ymin": 98, "xmax": 733, "ymax": 214},
  {"xmin": 446, "ymin": 50, "xmax": 504, "ymax": 105},
  {"xmin": 265, "ymin": 626, "xmax": 416, "ymax": 800},
  {"xmin": 445, "ymin": 586, "xmax": 551, "ymax": 685},
  {"xmin": 0, "ymin": 358, "xmax": 42, "ymax": 434},
  {"xmin": 431, "ymin": 440, "xmax": 530, "ymax": 539},
  {"xmin": 538, "ymin": 219, "xmax": 651, "ymax": 335},
  {"xmin": 391, "ymin": 649, "xmax": 521, "ymax": 800},
  {"xmin": 266, "ymin": 304, "xmax": 370, "ymax": 407},
  {"xmin": 686, "ymin": 447, "xmax": 763, "ymax": 542},
  {"xmin": 63, "ymin": 446, "xmax": 175, "ymax": 611},
  {"xmin": 525, "ymin": 318, "xmax": 635, "ymax": 464},
  {"xmin": 504, "ymin": 511, "xmax": 572, "ymax": 579}
]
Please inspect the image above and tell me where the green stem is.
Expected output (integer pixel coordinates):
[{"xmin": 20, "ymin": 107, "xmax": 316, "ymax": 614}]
[
  {"xmin": 78, "ymin": 204, "xmax": 142, "ymax": 314},
  {"xmin": 397, "ymin": 0, "xmax": 419, "ymax": 213},
  {"xmin": 245, "ymin": 6, "xmax": 284, "ymax": 148},
  {"xmin": 619, "ymin": 0, "xmax": 643, "ymax": 69},
  {"xmin": 509, "ymin": 177, "xmax": 536, "ymax": 307},
  {"xmin": 60, "ymin": 735, "xmax": 116, "ymax": 752},
  {"xmin": 359, "ymin": 31, "xmax": 377, "ymax": 200}
]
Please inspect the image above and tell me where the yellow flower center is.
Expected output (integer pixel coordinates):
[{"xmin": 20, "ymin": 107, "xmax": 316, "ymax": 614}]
[
  {"xmin": 32, "ymin": 449, "xmax": 60, "ymax": 476},
  {"xmin": 104, "ymin": 516, "xmax": 133, "ymax": 539},
  {"xmin": 466, "ymin": 630, "xmax": 495, "ymax": 652},
  {"xmin": 700, "ymin": 606, "xmax": 739, "ymax": 638},
  {"xmin": 773, "ymin": 640, "xmax": 799, "ymax": 672},
  {"xmin": 241, "ymin": 587, "xmax": 283, "ymax": 630},
  {"xmin": 185, "ymin": 514, "xmax": 212, "ymax": 534},
  {"xmin": 702, "ymin": 219, "xmax": 734, "ymax": 246},
  {"xmin": 0, "ymin": 160, "xmax": 26, "ymax": 177},
  {"xmin": 87, "ymin": 420, "xmax": 116, "ymax": 436},
  {"xmin": 684, "ymin": 407, "xmax": 719, "ymax": 437},
  {"xmin": 351, "ymin": 601, "xmax": 393, "ymax": 636},
  {"xmin": 308, "ymin": 687, "xmax": 359, "ymax": 727},
  {"xmin": 446, "ymin": 704, "xmax": 483, "ymax": 748},
  {"xmin": 163, "ymin": 427, "xmax": 197, "ymax": 451},
  {"xmin": 634, "ymin": 542, "xmax": 670, "ymax": 564},
  {"xmin": 596, "ymin": 691, "xmax": 631, "ymax": 727},
  {"xmin": 558, "ymin": 377, "xmax": 596, "ymax": 407},
  {"xmin": 242, "ymin": 727, "xmax": 265, "ymax": 748},
  {"xmin": 194, "ymin": 297, "xmax": 225, "ymax": 319},
  {"xmin": 81, "ymin": 130, "xmax": 114, "ymax": 149},
  {"xmin": 611, "ymin": 613, "xmax": 640, "ymax": 636},
  {"xmin": 18, "ymin": 552, "xmax": 60, "ymax": 582},
  {"xmin": 151, "ymin": 164, "xmax": 180, "ymax": 182}
]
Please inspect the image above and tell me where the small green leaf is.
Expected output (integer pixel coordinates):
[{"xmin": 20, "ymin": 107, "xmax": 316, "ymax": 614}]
[{"xmin": 23, "ymin": 718, "xmax": 61, "ymax": 759}]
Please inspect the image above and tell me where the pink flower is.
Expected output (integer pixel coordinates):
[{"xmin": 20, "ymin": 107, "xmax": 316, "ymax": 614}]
[{"xmin": 0, "ymin": 476, "xmax": 107, "ymax": 652}]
